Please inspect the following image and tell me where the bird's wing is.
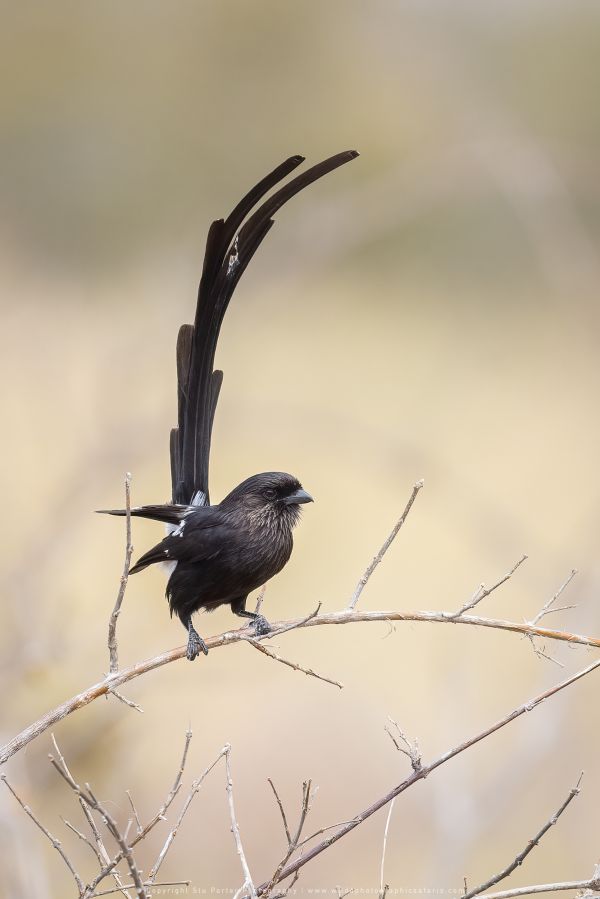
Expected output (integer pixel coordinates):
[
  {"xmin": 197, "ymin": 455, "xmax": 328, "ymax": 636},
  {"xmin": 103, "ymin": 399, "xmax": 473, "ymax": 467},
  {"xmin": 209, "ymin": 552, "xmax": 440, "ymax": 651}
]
[
  {"xmin": 170, "ymin": 150, "xmax": 359, "ymax": 506},
  {"xmin": 128, "ymin": 508, "xmax": 230, "ymax": 574}
]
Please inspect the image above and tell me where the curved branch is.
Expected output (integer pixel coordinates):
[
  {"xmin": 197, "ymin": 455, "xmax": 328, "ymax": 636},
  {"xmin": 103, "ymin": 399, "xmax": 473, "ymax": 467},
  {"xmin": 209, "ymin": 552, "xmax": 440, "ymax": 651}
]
[{"xmin": 1, "ymin": 607, "xmax": 599, "ymax": 766}]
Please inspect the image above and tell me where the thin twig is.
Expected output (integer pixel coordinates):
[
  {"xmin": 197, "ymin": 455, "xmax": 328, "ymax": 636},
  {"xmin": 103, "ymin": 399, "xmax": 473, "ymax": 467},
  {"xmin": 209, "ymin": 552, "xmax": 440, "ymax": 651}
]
[
  {"xmin": 60, "ymin": 730, "xmax": 193, "ymax": 898},
  {"xmin": 248, "ymin": 639, "xmax": 343, "ymax": 689},
  {"xmin": 225, "ymin": 744, "xmax": 257, "ymax": 898},
  {"xmin": 530, "ymin": 569, "xmax": 578, "ymax": 626},
  {"xmin": 449, "ymin": 555, "xmax": 528, "ymax": 619},
  {"xmin": 348, "ymin": 479, "xmax": 424, "ymax": 610},
  {"xmin": 1, "ymin": 774, "xmax": 85, "ymax": 895},
  {"xmin": 109, "ymin": 688, "xmax": 144, "ymax": 713},
  {"xmin": 3, "ymin": 606, "xmax": 600, "ymax": 767},
  {"xmin": 463, "ymin": 774, "xmax": 583, "ymax": 899},
  {"xmin": 379, "ymin": 797, "xmax": 395, "ymax": 899},
  {"xmin": 385, "ymin": 718, "xmax": 422, "ymax": 773},
  {"xmin": 263, "ymin": 780, "xmax": 313, "ymax": 896},
  {"xmin": 254, "ymin": 654, "xmax": 600, "ymax": 892},
  {"xmin": 47, "ymin": 748, "xmax": 146, "ymax": 899},
  {"xmin": 475, "ymin": 878, "xmax": 600, "ymax": 899},
  {"xmin": 92, "ymin": 883, "xmax": 190, "ymax": 898},
  {"xmin": 52, "ymin": 733, "xmax": 125, "ymax": 891},
  {"xmin": 108, "ymin": 472, "xmax": 133, "ymax": 673},
  {"xmin": 268, "ymin": 780, "xmax": 291, "ymax": 844},
  {"xmin": 126, "ymin": 791, "xmax": 143, "ymax": 836},
  {"xmin": 147, "ymin": 745, "xmax": 228, "ymax": 885}
]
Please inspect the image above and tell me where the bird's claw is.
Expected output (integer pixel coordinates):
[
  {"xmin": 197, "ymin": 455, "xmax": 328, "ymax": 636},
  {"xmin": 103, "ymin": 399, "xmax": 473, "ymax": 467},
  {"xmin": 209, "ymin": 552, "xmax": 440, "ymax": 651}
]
[
  {"xmin": 253, "ymin": 614, "xmax": 271, "ymax": 637},
  {"xmin": 186, "ymin": 631, "xmax": 209, "ymax": 661}
]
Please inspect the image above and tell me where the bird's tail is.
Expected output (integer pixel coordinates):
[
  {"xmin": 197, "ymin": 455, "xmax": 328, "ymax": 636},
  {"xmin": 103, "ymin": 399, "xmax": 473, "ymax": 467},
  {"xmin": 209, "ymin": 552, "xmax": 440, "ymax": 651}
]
[
  {"xmin": 170, "ymin": 150, "xmax": 359, "ymax": 507},
  {"xmin": 96, "ymin": 504, "xmax": 194, "ymax": 526}
]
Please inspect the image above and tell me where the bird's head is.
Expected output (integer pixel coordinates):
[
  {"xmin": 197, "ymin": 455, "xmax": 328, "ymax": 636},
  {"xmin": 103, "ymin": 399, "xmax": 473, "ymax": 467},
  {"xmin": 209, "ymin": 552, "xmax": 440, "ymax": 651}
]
[{"xmin": 219, "ymin": 472, "xmax": 313, "ymax": 527}]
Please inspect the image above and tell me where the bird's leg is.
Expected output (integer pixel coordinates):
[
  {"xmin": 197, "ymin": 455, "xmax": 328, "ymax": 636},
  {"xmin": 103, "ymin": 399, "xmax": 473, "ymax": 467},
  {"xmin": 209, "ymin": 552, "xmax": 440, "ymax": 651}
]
[
  {"xmin": 231, "ymin": 596, "xmax": 270, "ymax": 636},
  {"xmin": 180, "ymin": 614, "xmax": 208, "ymax": 661}
]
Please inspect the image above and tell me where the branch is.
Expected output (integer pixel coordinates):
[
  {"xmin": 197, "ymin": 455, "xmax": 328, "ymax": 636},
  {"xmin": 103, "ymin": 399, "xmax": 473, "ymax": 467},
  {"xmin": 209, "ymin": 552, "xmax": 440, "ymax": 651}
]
[
  {"xmin": 253, "ymin": 654, "xmax": 600, "ymax": 891},
  {"xmin": 1, "ymin": 773, "xmax": 85, "ymax": 895},
  {"xmin": 379, "ymin": 797, "xmax": 395, "ymax": 899},
  {"xmin": 529, "ymin": 569, "xmax": 578, "ymax": 627},
  {"xmin": 224, "ymin": 744, "xmax": 257, "ymax": 898},
  {"xmin": 449, "ymin": 554, "xmax": 528, "ymax": 619},
  {"xmin": 108, "ymin": 472, "xmax": 133, "ymax": 673},
  {"xmin": 146, "ymin": 744, "xmax": 227, "ymax": 886},
  {"xmin": 463, "ymin": 775, "xmax": 583, "ymax": 899},
  {"xmin": 475, "ymin": 877, "xmax": 600, "ymax": 899},
  {"xmin": 348, "ymin": 479, "xmax": 424, "ymax": 609},
  {"xmin": 52, "ymin": 734, "xmax": 131, "ymax": 898},
  {"xmin": 263, "ymin": 779, "xmax": 313, "ymax": 896},
  {"xmin": 248, "ymin": 638, "xmax": 343, "ymax": 689},
  {"xmin": 3, "ymin": 607, "xmax": 600, "ymax": 766}
]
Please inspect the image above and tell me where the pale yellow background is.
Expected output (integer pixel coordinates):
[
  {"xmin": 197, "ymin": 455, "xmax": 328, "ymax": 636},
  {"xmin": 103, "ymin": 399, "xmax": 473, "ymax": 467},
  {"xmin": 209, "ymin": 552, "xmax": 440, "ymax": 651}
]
[{"xmin": 1, "ymin": 2, "xmax": 600, "ymax": 896}]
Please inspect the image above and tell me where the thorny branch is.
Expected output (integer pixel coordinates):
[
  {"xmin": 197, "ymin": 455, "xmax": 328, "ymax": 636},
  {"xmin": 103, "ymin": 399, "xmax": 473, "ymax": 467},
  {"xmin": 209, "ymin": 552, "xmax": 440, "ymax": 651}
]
[
  {"xmin": 248, "ymin": 637, "xmax": 343, "ymax": 689},
  {"xmin": 250, "ymin": 654, "xmax": 600, "ymax": 892},
  {"xmin": 1, "ymin": 773, "xmax": 84, "ymax": 894},
  {"xmin": 263, "ymin": 779, "xmax": 313, "ymax": 896},
  {"xmin": 1, "ymin": 728, "xmax": 229, "ymax": 899},
  {"xmin": 462, "ymin": 775, "xmax": 583, "ymax": 899}
]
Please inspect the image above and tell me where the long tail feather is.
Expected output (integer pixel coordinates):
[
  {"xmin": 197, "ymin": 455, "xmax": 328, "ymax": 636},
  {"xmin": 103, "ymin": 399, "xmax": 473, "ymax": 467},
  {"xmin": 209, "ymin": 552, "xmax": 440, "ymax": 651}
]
[{"xmin": 170, "ymin": 150, "xmax": 359, "ymax": 506}]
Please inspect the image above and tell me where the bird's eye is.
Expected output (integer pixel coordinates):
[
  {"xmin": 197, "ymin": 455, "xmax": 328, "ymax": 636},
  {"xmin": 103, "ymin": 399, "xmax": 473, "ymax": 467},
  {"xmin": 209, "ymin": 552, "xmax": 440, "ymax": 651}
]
[{"xmin": 265, "ymin": 488, "xmax": 276, "ymax": 501}]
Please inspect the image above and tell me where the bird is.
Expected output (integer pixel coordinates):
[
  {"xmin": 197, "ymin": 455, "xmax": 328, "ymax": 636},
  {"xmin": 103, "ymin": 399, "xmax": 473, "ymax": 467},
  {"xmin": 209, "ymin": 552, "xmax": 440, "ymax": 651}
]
[{"xmin": 99, "ymin": 150, "xmax": 358, "ymax": 660}]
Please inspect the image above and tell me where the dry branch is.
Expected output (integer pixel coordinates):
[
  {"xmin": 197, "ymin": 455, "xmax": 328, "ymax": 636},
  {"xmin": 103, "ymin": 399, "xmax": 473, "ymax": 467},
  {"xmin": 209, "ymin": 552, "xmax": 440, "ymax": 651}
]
[
  {"xmin": 252, "ymin": 654, "xmax": 600, "ymax": 892},
  {"xmin": 348, "ymin": 479, "xmax": 424, "ymax": 609},
  {"xmin": 463, "ymin": 775, "xmax": 583, "ymax": 899},
  {"xmin": 2, "ymin": 606, "xmax": 600, "ymax": 767},
  {"xmin": 108, "ymin": 472, "xmax": 133, "ymax": 673}
]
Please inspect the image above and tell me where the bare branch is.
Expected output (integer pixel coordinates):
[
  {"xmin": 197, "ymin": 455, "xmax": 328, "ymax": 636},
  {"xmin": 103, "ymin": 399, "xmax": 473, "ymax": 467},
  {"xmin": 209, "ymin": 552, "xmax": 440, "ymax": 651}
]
[
  {"xmin": 126, "ymin": 790, "xmax": 143, "ymax": 836},
  {"xmin": 263, "ymin": 780, "xmax": 313, "ymax": 896},
  {"xmin": 1, "ymin": 773, "xmax": 84, "ymax": 895},
  {"xmin": 51, "ymin": 733, "xmax": 127, "ymax": 892},
  {"xmin": 248, "ymin": 638, "xmax": 343, "ymax": 689},
  {"xmin": 379, "ymin": 797, "xmax": 395, "ymax": 899},
  {"xmin": 385, "ymin": 718, "xmax": 422, "ymax": 773},
  {"xmin": 3, "ymin": 606, "xmax": 600, "ymax": 767},
  {"xmin": 92, "ymin": 883, "xmax": 190, "ymax": 898},
  {"xmin": 530, "ymin": 569, "xmax": 578, "ymax": 626},
  {"xmin": 108, "ymin": 472, "xmax": 133, "ymax": 673},
  {"xmin": 449, "ymin": 555, "xmax": 528, "ymax": 619},
  {"xmin": 147, "ymin": 745, "xmax": 227, "ymax": 885},
  {"xmin": 474, "ymin": 877, "xmax": 600, "ymax": 899},
  {"xmin": 224, "ymin": 744, "xmax": 257, "ymax": 898},
  {"xmin": 109, "ymin": 688, "xmax": 144, "ymax": 713},
  {"xmin": 463, "ymin": 775, "xmax": 583, "ymax": 899},
  {"xmin": 348, "ymin": 479, "xmax": 424, "ymax": 610},
  {"xmin": 254, "ymin": 654, "xmax": 600, "ymax": 891},
  {"xmin": 268, "ymin": 779, "xmax": 291, "ymax": 845}
]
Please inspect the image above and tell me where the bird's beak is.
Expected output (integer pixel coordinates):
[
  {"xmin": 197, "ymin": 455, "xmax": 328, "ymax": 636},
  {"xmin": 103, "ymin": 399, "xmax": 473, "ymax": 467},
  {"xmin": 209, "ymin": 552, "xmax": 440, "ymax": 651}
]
[{"xmin": 283, "ymin": 488, "xmax": 314, "ymax": 505}]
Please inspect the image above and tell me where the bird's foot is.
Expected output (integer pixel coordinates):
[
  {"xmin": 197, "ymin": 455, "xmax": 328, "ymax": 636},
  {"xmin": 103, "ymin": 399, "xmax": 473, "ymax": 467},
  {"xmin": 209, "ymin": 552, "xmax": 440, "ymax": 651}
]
[
  {"xmin": 252, "ymin": 614, "xmax": 271, "ymax": 637},
  {"xmin": 186, "ymin": 630, "xmax": 209, "ymax": 661}
]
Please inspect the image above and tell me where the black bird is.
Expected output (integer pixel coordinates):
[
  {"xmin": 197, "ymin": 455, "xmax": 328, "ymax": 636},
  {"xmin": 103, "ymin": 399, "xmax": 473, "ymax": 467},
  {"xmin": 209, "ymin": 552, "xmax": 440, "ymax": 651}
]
[{"xmin": 100, "ymin": 151, "xmax": 358, "ymax": 660}]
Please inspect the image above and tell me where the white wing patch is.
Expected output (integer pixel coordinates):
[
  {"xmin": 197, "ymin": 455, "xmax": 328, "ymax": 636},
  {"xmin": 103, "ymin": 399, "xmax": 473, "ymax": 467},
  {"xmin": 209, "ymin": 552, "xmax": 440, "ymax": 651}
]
[{"xmin": 170, "ymin": 521, "xmax": 186, "ymax": 537}]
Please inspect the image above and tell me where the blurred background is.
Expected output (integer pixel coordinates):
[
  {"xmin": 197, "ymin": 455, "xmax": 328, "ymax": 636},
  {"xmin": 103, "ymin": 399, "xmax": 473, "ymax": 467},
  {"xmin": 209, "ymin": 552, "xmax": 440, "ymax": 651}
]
[{"xmin": 1, "ymin": 1, "xmax": 600, "ymax": 895}]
